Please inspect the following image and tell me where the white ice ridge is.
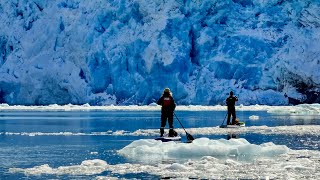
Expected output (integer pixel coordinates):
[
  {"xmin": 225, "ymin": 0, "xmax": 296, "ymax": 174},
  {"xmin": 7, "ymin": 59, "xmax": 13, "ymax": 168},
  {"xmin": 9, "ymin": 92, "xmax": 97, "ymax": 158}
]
[
  {"xmin": 118, "ymin": 138, "xmax": 290, "ymax": 160},
  {"xmin": 0, "ymin": 103, "xmax": 320, "ymax": 114},
  {"xmin": 140, "ymin": 125, "xmax": 320, "ymax": 136},
  {"xmin": 2, "ymin": 125, "xmax": 320, "ymax": 136},
  {"xmin": 9, "ymin": 141, "xmax": 320, "ymax": 179}
]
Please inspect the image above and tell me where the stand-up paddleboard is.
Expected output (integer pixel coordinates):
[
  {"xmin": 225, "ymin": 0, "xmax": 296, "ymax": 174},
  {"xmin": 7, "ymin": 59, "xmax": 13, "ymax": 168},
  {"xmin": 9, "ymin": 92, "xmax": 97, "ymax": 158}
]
[
  {"xmin": 220, "ymin": 122, "xmax": 245, "ymax": 128},
  {"xmin": 155, "ymin": 134, "xmax": 181, "ymax": 142}
]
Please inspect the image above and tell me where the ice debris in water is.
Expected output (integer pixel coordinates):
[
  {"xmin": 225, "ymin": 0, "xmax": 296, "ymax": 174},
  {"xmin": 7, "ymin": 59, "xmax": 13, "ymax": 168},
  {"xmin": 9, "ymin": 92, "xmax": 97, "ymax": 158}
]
[
  {"xmin": 9, "ymin": 145, "xmax": 320, "ymax": 179},
  {"xmin": 118, "ymin": 138, "xmax": 289, "ymax": 161}
]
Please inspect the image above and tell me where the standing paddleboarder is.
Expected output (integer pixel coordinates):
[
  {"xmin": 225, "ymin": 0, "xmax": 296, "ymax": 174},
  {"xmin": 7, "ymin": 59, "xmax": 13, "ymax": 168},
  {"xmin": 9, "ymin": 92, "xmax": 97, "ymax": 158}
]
[
  {"xmin": 157, "ymin": 88, "xmax": 177, "ymax": 137},
  {"xmin": 226, "ymin": 91, "xmax": 238, "ymax": 125}
]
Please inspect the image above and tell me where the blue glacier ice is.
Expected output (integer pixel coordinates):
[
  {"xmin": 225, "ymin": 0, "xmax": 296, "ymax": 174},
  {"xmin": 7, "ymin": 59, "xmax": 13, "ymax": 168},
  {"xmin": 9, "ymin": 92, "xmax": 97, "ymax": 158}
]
[{"xmin": 0, "ymin": 0, "xmax": 319, "ymax": 105}]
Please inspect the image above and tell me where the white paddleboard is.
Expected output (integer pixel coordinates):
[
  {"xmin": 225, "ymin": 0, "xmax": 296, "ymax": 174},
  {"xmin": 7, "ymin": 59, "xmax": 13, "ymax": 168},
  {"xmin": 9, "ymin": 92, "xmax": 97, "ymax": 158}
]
[
  {"xmin": 155, "ymin": 134, "xmax": 181, "ymax": 142},
  {"xmin": 220, "ymin": 122, "xmax": 245, "ymax": 128}
]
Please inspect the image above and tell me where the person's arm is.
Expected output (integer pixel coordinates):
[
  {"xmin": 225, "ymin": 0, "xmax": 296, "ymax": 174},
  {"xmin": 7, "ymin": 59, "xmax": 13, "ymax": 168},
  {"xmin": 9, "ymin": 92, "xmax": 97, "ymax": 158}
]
[
  {"xmin": 157, "ymin": 96, "xmax": 163, "ymax": 105},
  {"xmin": 171, "ymin": 97, "xmax": 176, "ymax": 111}
]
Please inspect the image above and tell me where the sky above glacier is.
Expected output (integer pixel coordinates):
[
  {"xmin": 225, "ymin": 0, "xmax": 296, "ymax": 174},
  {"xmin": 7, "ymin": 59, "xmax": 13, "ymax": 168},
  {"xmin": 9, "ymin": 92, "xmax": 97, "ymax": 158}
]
[{"xmin": 0, "ymin": 0, "xmax": 319, "ymax": 105}]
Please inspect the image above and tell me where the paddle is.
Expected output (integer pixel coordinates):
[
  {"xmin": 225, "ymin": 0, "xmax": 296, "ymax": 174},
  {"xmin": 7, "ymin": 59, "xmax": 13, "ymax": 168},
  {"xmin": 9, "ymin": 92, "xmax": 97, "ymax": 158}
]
[
  {"xmin": 220, "ymin": 113, "xmax": 228, "ymax": 127},
  {"xmin": 173, "ymin": 112, "xmax": 195, "ymax": 141}
]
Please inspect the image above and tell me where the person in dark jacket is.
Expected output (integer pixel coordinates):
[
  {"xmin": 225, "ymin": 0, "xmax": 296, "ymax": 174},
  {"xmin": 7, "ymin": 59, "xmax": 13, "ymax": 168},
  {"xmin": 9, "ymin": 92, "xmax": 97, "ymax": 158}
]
[
  {"xmin": 226, "ymin": 91, "xmax": 238, "ymax": 125},
  {"xmin": 157, "ymin": 88, "xmax": 176, "ymax": 137}
]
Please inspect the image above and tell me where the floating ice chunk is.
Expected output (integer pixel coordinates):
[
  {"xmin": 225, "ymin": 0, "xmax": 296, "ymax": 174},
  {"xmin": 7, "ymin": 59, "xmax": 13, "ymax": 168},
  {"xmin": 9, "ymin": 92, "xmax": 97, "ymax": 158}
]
[
  {"xmin": 249, "ymin": 115, "xmax": 259, "ymax": 120},
  {"xmin": 2, "ymin": 125, "xmax": 320, "ymax": 137},
  {"xmin": 118, "ymin": 138, "xmax": 289, "ymax": 161},
  {"xmin": 9, "ymin": 159, "xmax": 109, "ymax": 176},
  {"xmin": 0, "ymin": 103, "xmax": 10, "ymax": 107},
  {"xmin": 10, "ymin": 149, "xmax": 320, "ymax": 179},
  {"xmin": 267, "ymin": 104, "xmax": 320, "ymax": 115},
  {"xmin": 96, "ymin": 176, "xmax": 118, "ymax": 180},
  {"xmin": 148, "ymin": 102, "xmax": 158, "ymax": 106},
  {"xmin": 165, "ymin": 163, "xmax": 188, "ymax": 170}
]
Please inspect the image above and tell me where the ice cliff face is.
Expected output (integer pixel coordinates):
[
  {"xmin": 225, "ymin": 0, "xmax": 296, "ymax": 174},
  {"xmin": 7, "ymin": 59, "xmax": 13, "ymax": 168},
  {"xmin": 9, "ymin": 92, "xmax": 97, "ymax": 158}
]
[{"xmin": 0, "ymin": 0, "xmax": 319, "ymax": 105}]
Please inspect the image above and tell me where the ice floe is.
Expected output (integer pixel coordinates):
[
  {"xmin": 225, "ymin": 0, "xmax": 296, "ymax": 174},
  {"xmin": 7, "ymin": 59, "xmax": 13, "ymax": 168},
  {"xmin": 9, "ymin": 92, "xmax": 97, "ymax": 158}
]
[
  {"xmin": 0, "ymin": 103, "xmax": 320, "ymax": 115},
  {"xmin": 249, "ymin": 115, "xmax": 260, "ymax": 120},
  {"xmin": 118, "ymin": 138, "xmax": 289, "ymax": 160},
  {"xmin": 9, "ymin": 141, "xmax": 320, "ymax": 179}
]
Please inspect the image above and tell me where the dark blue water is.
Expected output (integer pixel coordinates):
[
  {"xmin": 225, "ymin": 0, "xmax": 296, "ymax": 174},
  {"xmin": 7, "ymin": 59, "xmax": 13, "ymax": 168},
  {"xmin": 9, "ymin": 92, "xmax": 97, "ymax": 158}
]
[{"xmin": 0, "ymin": 110, "xmax": 319, "ymax": 179}]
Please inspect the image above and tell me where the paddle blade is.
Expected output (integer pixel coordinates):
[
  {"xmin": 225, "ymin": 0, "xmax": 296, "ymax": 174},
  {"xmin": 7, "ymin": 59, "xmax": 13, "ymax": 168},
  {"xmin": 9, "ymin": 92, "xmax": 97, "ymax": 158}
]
[{"xmin": 186, "ymin": 133, "xmax": 195, "ymax": 141}]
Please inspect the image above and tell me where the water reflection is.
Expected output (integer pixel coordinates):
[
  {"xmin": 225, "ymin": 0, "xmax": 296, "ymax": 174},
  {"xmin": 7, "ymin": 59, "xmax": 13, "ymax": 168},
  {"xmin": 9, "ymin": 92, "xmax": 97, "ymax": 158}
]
[{"xmin": 227, "ymin": 133, "xmax": 239, "ymax": 140}]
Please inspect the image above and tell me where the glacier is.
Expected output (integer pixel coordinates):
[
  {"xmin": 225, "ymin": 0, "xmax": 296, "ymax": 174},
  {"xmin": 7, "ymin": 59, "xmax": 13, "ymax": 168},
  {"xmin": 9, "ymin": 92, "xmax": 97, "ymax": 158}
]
[{"xmin": 0, "ymin": 0, "xmax": 319, "ymax": 105}]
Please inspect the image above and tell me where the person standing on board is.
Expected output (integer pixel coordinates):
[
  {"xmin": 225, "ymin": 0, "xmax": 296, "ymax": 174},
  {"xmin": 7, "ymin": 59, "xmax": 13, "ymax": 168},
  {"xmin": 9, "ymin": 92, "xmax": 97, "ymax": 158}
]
[
  {"xmin": 226, "ymin": 91, "xmax": 238, "ymax": 125},
  {"xmin": 157, "ymin": 88, "xmax": 176, "ymax": 137}
]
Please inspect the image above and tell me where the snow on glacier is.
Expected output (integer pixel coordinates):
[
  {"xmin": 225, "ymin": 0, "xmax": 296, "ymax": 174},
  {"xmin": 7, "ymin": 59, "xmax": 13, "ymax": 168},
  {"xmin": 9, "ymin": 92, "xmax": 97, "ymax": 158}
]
[{"xmin": 0, "ymin": 0, "xmax": 319, "ymax": 105}]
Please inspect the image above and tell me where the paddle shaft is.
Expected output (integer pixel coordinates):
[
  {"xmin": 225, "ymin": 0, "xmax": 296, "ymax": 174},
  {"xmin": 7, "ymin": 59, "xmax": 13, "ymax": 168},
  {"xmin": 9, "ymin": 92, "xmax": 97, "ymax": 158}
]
[
  {"xmin": 173, "ymin": 112, "xmax": 187, "ymax": 132},
  {"xmin": 173, "ymin": 112, "xmax": 195, "ymax": 141},
  {"xmin": 221, "ymin": 112, "xmax": 228, "ymax": 125}
]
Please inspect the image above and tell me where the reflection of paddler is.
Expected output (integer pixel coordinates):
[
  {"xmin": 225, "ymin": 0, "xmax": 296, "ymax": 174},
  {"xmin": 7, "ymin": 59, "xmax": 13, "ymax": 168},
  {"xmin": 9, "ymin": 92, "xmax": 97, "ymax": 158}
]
[{"xmin": 227, "ymin": 133, "xmax": 239, "ymax": 140}]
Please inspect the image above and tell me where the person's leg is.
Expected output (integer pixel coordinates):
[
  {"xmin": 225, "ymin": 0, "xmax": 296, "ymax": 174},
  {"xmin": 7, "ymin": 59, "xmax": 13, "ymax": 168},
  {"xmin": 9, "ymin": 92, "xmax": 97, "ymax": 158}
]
[
  {"xmin": 231, "ymin": 110, "xmax": 236, "ymax": 124},
  {"xmin": 168, "ymin": 112, "xmax": 174, "ymax": 137},
  {"xmin": 160, "ymin": 112, "xmax": 167, "ymax": 136},
  {"xmin": 168, "ymin": 112, "xmax": 177, "ymax": 137},
  {"xmin": 168, "ymin": 112, "xmax": 174, "ymax": 129},
  {"xmin": 227, "ymin": 111, "xmax": 231, "ymax": 125}
]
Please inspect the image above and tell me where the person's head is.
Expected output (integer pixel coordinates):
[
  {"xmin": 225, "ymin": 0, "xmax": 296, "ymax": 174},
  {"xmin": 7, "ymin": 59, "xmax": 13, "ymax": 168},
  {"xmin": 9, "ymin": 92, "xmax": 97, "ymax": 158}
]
[
  {"xmin": 230, "ymin": 91, "xmax": 234, "ymax": 96},
  {"xmin": 163, "ymin": 88, "xmax": 172, "ymax": 96}
]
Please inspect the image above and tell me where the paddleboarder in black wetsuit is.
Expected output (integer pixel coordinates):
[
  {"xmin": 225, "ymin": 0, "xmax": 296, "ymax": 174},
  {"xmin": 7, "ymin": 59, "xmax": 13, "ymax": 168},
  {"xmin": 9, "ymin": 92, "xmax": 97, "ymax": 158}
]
[
  {"xmin": 157, "ymin": 88, "xmax": 176, "ymax": 137},
  {"xmin": 226, "ymin": 91, "xmax": 238, "ymax": 125}
]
